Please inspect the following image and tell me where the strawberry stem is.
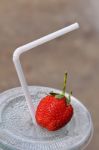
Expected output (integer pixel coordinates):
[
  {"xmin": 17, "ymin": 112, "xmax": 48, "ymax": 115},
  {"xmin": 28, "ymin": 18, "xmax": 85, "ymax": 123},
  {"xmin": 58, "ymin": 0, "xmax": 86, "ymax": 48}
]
[
  {"xmin": 50, "ymin": 73, "xmax": 72, "ymax": 102},
  {"xmin": 67, "ymin": 91, "xmax": 72, "ymax": 104},
  {"xmin": 62, "ymin": 73, "xmax": 67, "ymax": 96}
]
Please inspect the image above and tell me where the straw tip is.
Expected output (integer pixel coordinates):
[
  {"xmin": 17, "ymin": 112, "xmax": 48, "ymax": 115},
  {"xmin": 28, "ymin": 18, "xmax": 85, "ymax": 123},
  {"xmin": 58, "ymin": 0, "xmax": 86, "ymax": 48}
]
[{"xmin": 75, "ymin": 22, "xmax": 80, "ymax": 29}]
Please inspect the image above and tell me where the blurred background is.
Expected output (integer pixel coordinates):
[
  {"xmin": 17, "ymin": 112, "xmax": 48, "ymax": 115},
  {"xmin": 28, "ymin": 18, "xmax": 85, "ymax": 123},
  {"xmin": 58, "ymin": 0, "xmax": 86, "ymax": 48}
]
[{"xmin": 0, "ymin": 0, "xmax": 99, "ymax": 149}]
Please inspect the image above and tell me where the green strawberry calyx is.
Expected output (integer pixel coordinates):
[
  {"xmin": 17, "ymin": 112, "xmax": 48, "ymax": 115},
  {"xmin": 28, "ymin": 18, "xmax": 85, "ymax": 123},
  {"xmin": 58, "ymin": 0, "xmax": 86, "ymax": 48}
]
[{"xmin": 50, "ymin": 73, "xmax": 72, "ymax": 104}]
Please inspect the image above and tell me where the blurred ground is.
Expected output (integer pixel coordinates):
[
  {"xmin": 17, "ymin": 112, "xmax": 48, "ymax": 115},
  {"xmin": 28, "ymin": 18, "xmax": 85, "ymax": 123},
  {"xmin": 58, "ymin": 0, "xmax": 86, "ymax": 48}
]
[{"xmin": 0, "ymin": 0, "xmax": 99, "ymax": 149}]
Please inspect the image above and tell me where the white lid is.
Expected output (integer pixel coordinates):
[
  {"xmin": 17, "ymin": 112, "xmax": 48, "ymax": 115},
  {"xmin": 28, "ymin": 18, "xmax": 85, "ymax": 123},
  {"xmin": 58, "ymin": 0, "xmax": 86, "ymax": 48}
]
[{"xmin": 0, "ymin": 86, "xmax": 93, "ymax": 150}]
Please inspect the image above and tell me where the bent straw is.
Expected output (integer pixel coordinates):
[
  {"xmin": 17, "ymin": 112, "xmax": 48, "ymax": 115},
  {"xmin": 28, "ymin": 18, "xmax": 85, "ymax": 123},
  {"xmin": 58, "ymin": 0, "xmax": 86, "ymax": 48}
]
[{"xmin": 13, "ymin": 23, "xmax": 79, "ymax": 124}]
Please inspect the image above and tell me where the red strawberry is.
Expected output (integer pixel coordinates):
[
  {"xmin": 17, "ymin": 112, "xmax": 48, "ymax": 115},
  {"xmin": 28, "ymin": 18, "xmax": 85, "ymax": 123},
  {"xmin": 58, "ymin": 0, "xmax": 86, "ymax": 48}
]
[{"xmin": 35, "ymin": 73, "xmax": 73, "ymax": 131}]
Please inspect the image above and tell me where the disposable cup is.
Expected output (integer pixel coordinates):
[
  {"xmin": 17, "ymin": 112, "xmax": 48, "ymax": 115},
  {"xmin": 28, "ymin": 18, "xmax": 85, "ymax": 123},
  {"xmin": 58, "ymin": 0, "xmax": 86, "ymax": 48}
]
[{"xmin": 0, "ymin": 86, "xmax": 93, "ymax": 150}]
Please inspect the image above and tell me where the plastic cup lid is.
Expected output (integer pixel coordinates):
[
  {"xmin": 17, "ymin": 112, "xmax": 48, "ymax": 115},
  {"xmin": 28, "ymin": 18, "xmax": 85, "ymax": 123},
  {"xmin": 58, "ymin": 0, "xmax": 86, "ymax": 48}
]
[{"xmin": 0, "ymin": 86, "xmax": 93, "ymax": 150}]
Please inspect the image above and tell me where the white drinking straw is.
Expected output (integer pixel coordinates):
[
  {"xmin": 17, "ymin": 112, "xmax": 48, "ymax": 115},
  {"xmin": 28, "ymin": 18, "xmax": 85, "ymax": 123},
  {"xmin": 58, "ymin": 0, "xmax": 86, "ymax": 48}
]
[{"xmin": 13, "ymin": 22, "xmax": 79, "ymax": 124}]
